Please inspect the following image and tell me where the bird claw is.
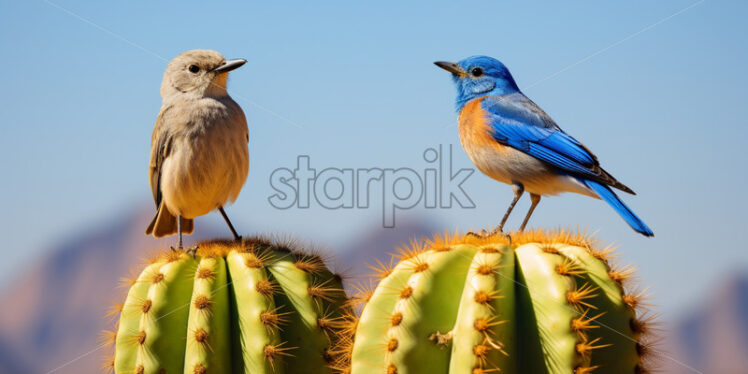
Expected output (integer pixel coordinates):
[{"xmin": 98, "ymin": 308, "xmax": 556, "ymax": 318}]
[
  {"xmin": 488, "ymin": 227, "xmax": 512, "ymax": 244},
  {"xmin": 466, "ymin": 227, "xmax": 512, "ymax": 244},
  {"xmin": 503, "ymin": 233, "xmax": 513, "ymax": 245},
  {"xmin": 186, "ymin": 245, "xmax": 199, "ymax": 258},
  {"xmin": 466, "ymin": 230, "xmax": 487, "ymax": 238}
]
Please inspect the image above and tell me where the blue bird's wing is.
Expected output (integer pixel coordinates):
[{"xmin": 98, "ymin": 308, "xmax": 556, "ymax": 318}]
[{"xmin": 482, "ymin": 94, "xmax": 635, "ymax": 194}]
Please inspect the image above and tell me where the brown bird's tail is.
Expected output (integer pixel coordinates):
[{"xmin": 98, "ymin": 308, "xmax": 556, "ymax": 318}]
[{"xmin": 145, "ymin": 203, "xmax": 194, "ymax": 238}]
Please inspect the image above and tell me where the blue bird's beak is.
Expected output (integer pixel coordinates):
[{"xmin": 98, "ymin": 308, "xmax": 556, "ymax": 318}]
[
  {"xmin": 434, "ymin": 61, "xmax": 466, "ymax": 76},
  {"xmin": 211, "ymin": 58, "xmax": 247, "ymax": 73}
]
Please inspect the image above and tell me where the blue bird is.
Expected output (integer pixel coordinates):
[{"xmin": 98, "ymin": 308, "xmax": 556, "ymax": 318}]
[{"xmin": 435, "ymin": 56, "xmax": 653, "ymax": 237}]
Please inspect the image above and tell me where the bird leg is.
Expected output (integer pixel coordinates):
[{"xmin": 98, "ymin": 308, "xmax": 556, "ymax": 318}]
[
  {"xmin": 178, "ymin": 215, "xmax": 183, "ymax": 249},
  {"xmin": 219, "ymin": 207, "xmax": 242, "ymax": 242},
  {"xmin": 496, "ymin": 183, "xmax": 524, "ymax": 234},
  {"xmin": 170, "ymin": 216, "xmax": 199, "ymax": 257},
  {"xmin": 170, "ymin": 215, "xmax": 184, "ymax": 252},
  {"xmin": 519, "ymin": 193, "xmax": 541, "ymax": 232}
]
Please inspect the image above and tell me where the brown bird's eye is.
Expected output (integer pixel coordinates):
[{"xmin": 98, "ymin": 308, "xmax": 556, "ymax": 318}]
[
  {"xmin": 470, "ymin": 67, "xmax": 484, "ymax": 77},
  {"xmin": 188, "ymin": 65, "xmax": 200, "ymax": 73}
]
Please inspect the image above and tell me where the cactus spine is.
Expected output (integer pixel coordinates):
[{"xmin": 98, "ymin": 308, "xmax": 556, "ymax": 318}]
[
  {"xmin": 345, "ymin": 230, "xmax": 656, "ymax": 374},
  {"xmin": 106, "ymin": 238, "xmax": 349, "ymax": 374}
]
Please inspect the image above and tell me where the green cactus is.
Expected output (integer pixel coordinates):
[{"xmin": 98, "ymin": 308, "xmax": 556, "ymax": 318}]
[
  {"xmin": 106, "ymin": 238, "xmax": 350, "ymax": 374},
  {"xmin": 345, "ymin": 230, "xmax": 656, "ymax": 374}
]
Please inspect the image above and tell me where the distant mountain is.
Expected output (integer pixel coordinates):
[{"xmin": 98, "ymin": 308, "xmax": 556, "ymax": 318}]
[
  {"xmin": 662, "ymin": 273, "xmax": 748, "ymax": 374},
  {"xmin": 0, "ymin": 335, "xmax": 33, "ymax": 374},
  {"xmin": 0, "ymin": 206, "xmax": 220, "ymax": 374}
]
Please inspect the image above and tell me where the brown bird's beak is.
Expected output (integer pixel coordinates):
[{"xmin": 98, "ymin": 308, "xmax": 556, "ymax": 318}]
[
  {"xmin": 434, "ymin": 61, "xmax": 466, "ymax": 76},
  {"xmin": 211, "ymin": 59, "xmax": 247, "ymax": 73}
]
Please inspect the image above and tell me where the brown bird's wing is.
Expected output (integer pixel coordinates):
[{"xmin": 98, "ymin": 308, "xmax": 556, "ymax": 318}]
[{"xmin": 149, "ymin": 107, "xmax": 174, "ymax": 207}]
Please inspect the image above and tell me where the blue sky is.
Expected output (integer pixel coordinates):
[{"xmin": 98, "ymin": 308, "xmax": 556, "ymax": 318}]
[{"xmin": 1, "ymin": 0, "xmax": 747, "ymax": 318}]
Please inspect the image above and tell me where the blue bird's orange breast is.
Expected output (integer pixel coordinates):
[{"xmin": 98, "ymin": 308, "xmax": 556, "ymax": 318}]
[
  {"xmin": 458, "ymin": 98, "xmax": 510, "ymax": 157},
  {"xmin": 458, "ymin": 97, "xmax": 515, "ymax": 185}
]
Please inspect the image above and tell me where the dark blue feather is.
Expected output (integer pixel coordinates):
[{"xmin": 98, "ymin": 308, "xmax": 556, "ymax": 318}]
[
  {"xmin": 481, "ymin": 93, "xmax": 600, "ymax": 178},
  {"xmin": 585, "ymin": 180, "xmax": 654, "ymax": 236},
  {"xmin": 527, "ymin": 143, "xmax": 594, "ymax": 175}
]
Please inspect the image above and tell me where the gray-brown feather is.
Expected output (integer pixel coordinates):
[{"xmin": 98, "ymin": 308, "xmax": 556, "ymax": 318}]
[{"xmin": 146, "ymin": 49, "xmax": 249, "ymax": 238}]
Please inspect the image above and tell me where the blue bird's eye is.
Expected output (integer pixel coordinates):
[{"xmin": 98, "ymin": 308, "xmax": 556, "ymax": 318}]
[
  {"xmin": 470, "ymin": 67, "xmax": 484, "ymax": 77},
  {"xmin": 188, "ymin": 65, "xmax": 200, "ymax": 73}
]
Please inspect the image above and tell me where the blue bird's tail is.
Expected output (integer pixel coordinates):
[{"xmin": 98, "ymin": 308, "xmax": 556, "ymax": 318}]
[{"xmin": 585, "ymin": 180, "xmax": 654, "ymax": 237}]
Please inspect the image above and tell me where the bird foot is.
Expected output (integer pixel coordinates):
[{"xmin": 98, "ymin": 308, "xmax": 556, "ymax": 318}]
[
  {"xmin": 466, "ymin": 229, "xmax": 488, "ymax": 238},
  {"xmin": 169, "ymin": 245, "xmax": 180, "ymax": 252},
  {"xmin": 186, "ymin": 245, "xmax": 200, "ymax": 258},
  {"xmin": 488, "ymin": 227, "xmax": 512, "ymax": 244}
]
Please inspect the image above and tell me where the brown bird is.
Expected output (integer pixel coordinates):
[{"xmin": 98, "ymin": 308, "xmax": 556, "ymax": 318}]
[{"xmin": 146, "ymin": 49, "xmax": 249, "ymax": 254}]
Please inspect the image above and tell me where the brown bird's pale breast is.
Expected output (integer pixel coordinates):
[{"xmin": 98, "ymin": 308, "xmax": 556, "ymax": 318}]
[{"xmin": 157, "ymin": 96, "xmax": 249, "ymax": 218}]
